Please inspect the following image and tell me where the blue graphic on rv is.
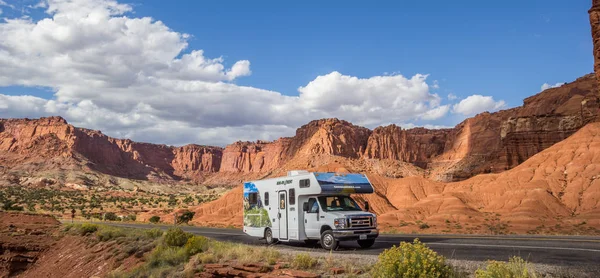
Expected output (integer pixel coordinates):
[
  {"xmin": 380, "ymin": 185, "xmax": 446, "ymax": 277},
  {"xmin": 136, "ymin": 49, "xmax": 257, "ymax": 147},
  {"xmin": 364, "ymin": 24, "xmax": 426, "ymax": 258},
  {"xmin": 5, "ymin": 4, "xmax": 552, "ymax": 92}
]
[
  {"xmin": 314, "ymin": 172, "xmax": 374, "ymax": 194},
  {"xmin": 243, "ymin": 182, "xmax": 271, "ymax": 227}
]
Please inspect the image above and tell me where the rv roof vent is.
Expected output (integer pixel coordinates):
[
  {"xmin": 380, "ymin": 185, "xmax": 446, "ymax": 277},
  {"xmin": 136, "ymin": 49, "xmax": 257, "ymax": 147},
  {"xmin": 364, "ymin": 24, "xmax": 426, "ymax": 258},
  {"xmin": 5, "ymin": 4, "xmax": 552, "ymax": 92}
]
[{"xmin": 287, "ymin": 170, "xmax": 309, "ymax": 176}]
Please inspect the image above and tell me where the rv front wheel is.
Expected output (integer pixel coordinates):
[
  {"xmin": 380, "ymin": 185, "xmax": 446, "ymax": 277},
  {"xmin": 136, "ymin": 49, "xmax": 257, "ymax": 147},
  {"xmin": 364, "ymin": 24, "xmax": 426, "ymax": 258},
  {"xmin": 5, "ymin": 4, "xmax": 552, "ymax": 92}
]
[
  {"xmin": 264, "ymin": 228, "xmax": 277, "ymax": 245},
  {"xmin": 320, "ymin": 230, "xmax": 338, "ymax": 250}
]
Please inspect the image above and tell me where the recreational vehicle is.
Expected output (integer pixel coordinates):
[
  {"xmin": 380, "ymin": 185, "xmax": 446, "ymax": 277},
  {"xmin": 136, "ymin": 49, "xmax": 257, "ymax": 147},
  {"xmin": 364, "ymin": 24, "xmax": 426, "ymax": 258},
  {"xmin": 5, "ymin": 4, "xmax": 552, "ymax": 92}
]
[{"xmin": 242, "ymin": 170, "xmax": 378, "ymax": 250}]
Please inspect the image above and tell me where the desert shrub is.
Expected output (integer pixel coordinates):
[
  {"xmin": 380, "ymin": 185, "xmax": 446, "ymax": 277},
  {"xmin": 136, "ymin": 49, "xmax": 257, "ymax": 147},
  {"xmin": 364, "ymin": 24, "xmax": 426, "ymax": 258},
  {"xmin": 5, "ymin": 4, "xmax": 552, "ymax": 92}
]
[
  {"xmin": 149, "ymin": 215, "xmax": 160, "ymax": 224},
  {"xmin": 104, "ymin": 212, "xmax": 119, "ymax": 221},
  {"xmin": 123, "ymin": 214, "xmax": 137, "ymax": 222},
  {"xmin": 147, "ymin": 246, "xmax": 189, "ymax": 267},
  {"xmin": 163, "ymin": 227, "xmax": 191, "ymax": 247},
  {"xmin": 292, "ymin": 253, "xmax": 318, "ymax": 270},
  {"xmin": 371, "ymin": 238, "xmax": 453, "ymax": 278},
  {"xmin": 198, "ymin": 253, "xmax": 217, "ymax": 264},
  {"xmin": 184, "ymin": 235, "xmax": 209, "ymax": 256},
  {"xmin": 177, "ymin": 210, "xmax": 195, "ymax": 224},
  {"xmin": 475, "ymin": 256, "xmax": 538, "ymax": 278},
  {"xmin": 96, "ymin": 226, "xmax": 126, "ymax": 241},
  {"xmin": 80, "ymin": 223, "xmax": 99, "ymax": 235},
  {"xmin": 145, "ymin": 228, "xmax": 163, "ymax": 239}
]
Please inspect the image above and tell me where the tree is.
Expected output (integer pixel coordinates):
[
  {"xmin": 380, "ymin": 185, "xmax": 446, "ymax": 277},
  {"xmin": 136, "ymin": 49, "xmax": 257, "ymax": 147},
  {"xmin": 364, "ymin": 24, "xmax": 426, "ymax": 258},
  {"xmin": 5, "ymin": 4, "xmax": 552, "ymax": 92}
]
[
  {"xmin": 177, "ymin": 210, "xmax": 195, "ymax": 224},
  {"xmin": 149, "ymin": 215, "xmax": 161, "ymax": 224}
]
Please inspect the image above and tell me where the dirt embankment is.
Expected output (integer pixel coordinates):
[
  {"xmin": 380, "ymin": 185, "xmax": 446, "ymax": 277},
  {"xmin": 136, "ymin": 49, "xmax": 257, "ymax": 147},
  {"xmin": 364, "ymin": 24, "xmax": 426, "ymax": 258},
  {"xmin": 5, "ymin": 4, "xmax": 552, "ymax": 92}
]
[
  {"xmin": 0, "ymin": 211, "xmax": 144, "ymax": 278},
  {"xmin": 0, "ymin": 211, "xmax": 60, "ymax": 277}
]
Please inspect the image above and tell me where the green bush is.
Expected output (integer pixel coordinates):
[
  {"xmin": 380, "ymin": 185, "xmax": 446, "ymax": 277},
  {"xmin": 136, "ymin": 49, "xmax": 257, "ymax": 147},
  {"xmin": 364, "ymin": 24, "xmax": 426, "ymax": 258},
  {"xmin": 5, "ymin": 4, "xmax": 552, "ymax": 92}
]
[
  {"xmin": 184, "ymin": 235, "xmax": 209, "ymax": 256},
  {"xmin": 292, "ymin": 253, "xmax": 318, "ymax": 270},
  {"xmin": 371, "ymin": 238, "xmax": 453, "ymax": 278},
  {"xmin": 145, "ymin": 228, "xmax": 163, "ymax": 239},
  {"xmin": 149, "ymin": 215, "xmax": 160, "ymax": 224},
  {"xmin": 123, "ymin": 214, "xmax": 137, "ymax": 222},
  {"xmin": 80, "ymin": 223, "xmax": 99, "ymax": 235},
  {"xmin": 104, "ymin": 212, "xmax": 119, "ymax": 221},
  {"xmin": 163, "ymin": 227, "xmax": 191, "ymax": 247},
  {"xmin": 177, "ymin": 210, "xmax": 195, "ymax": 224},
  {"xmin": 475, "ymin": 256, "xmax": 538, "ymax": 278},
  {"xmin": 148, "ymin": 246, "xmax": 189, "ymax": 267},
  {"xmin": 96, "ymin": 226, "xmax": 126, "ymax": 241}
]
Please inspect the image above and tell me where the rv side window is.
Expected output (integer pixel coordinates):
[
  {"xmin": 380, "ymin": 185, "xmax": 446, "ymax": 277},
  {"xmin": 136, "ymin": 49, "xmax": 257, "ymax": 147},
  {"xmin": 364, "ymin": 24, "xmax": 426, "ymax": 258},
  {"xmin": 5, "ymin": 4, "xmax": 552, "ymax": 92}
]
[
  {"xmin": 299, "ymin": 179, "xmax": 310, "ymax": 188},
  {"xmin": 308, "ymin": 198, "xmax": 318, "ymax": 213},
  {"xmin": 248, "ymin": 193, "xmax": 258, "ymax": 205},
  {"xmin": 264, "ymin": 192, "xmax": 269, "ymax": 206},
  {"xmin": 289, "ymin": 189, "xmax": 295, "ymax": 205}
]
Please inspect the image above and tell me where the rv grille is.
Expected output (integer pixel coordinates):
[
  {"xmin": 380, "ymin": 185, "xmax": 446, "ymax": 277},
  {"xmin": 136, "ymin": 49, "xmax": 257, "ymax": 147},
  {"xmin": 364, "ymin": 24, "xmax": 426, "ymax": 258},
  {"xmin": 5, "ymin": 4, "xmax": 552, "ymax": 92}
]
[{"xmin": 348, "ymin": 216, "xmax": 373, "ymax": 229}]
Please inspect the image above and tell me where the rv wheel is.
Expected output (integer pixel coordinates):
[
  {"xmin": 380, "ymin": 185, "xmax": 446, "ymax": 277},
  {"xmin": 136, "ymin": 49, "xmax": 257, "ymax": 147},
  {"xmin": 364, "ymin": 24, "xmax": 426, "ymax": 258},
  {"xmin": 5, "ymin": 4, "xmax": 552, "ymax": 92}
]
[
  {"xmin": 320, "ymin": 230, "xmax": 338, "ymax": 250},
  {"xmin": 264, "ymin": 228, "xmax": 277, "ymax": 245}
]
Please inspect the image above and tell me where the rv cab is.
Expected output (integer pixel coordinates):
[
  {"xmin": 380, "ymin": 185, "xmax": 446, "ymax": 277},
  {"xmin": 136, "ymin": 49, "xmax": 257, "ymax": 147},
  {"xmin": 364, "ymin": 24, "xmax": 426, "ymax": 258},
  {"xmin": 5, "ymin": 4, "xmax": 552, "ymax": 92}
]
[{"xmin": 242, "ymin": 171, "xmax": 379, "ymax": 250}]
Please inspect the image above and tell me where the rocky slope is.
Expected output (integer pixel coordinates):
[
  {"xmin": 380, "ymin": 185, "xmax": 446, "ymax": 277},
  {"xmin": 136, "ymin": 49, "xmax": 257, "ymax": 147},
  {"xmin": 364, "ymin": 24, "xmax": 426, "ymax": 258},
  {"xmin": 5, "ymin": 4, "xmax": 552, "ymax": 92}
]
[{"xmin": 0, "ymin": 212, "xmax": 60, "ymax": 277}]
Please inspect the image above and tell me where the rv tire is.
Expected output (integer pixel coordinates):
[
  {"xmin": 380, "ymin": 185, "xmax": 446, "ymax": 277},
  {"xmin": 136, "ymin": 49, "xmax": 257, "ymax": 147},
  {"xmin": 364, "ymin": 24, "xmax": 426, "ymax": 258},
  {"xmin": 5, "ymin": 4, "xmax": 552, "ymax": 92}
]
[
  {"xmin": 264, "ymin": 228, "xmax": 277, "ymax": 245},
  {"xmin": 357, "ymin": 239, "xmax": 375, "ymax": 248},
  {"xmin": 320, "ymin": 230, "xmax": 338, "ymax": 250}
]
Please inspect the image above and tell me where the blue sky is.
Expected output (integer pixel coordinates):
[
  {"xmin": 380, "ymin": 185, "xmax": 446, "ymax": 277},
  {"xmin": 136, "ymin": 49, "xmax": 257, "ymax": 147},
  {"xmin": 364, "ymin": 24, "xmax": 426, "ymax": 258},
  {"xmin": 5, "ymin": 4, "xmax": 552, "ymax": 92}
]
[
  {"xmin": 134, "ymin": 0, "xmax": 592, "ymax": 110},
  {"xmin": 0, "ymin": 0, "xmax": 594, "ymax": 146}
]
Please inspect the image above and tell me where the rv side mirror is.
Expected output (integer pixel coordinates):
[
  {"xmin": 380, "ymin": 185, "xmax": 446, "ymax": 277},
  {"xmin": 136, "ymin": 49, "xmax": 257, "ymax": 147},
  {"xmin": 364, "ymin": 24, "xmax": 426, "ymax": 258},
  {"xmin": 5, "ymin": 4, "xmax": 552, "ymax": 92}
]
[
  {"xmin": 364, "ymin": 201, "xmax": 370, "ymax": 212},
  {"xmin": 303, "ymin": 202, "xmax": 309, "ymax": 212}
]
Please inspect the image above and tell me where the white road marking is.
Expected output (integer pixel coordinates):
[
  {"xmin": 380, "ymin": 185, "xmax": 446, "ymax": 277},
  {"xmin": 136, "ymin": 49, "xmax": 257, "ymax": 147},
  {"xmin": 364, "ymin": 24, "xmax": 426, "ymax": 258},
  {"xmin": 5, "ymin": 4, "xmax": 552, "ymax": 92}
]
[{"xmin": 376, "ymin": 240, "xmax": 600, "ymax": 253}]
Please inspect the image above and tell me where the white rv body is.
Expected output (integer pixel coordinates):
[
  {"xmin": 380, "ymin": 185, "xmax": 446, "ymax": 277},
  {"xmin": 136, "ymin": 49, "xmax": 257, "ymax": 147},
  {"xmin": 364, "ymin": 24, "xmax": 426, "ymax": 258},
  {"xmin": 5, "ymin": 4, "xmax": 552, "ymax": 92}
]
[{"xmin": 243, "ymin": 170, "xmax": 379, "ymax": 250}]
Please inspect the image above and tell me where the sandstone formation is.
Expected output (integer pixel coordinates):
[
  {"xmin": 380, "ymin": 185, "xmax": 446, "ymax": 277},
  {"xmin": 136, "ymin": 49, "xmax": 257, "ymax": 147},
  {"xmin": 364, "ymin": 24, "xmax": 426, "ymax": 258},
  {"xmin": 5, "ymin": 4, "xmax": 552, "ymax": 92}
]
[{"xmin": 590, "ymin": 0, "xmax": 600, "ymax": 85}]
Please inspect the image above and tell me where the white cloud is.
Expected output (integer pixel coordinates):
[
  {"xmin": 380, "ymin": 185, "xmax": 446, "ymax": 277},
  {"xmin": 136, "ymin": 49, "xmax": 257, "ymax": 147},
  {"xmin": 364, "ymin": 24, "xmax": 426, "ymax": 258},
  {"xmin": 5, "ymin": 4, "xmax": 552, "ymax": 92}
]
[
  {"xmin": 0, "ymin": 8, "xmax": 3, "ymax": 15},
  {"xmin": 400, "ymin": 123, "xmax": 452, "ymax": 130},
  {"xmin": 540, "ymin": 82, "xmax": 564, "ymax": 91},
  {"xmin": 0, "ymin": 0, "xmax": 461, "ymax": 146},
  {"xmin": 452, "ymin": 95, "xmax": 506, "ymax": 116},
  {"xmin": 420, "ymin": 105, "xmax": 449, "ymax": 120},
  {"xmin": 447, "ymin": 93, "xmax": 457, "ymax": 100}
]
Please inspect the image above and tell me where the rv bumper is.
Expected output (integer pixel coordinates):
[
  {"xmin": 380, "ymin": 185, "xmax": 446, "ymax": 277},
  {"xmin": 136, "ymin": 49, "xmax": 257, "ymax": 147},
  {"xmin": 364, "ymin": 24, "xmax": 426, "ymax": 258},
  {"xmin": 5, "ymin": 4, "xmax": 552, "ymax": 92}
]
[{"xmin": 333, "ymin": 228, "xmax": 379, "ymax": 241}]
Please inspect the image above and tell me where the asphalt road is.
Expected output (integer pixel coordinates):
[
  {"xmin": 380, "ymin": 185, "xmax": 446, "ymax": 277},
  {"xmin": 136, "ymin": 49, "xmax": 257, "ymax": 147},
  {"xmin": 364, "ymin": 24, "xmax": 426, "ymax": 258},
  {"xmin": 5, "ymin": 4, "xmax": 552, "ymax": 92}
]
[{"xmin": 70, "ymin": 221, "xmax": 600, "ymax": 269}]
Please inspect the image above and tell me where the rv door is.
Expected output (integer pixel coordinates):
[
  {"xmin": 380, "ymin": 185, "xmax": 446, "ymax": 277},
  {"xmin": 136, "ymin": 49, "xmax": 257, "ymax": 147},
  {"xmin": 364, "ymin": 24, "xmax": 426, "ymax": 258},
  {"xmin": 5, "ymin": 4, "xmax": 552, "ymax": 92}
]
[
  {"xmin": 278, "ymin": 191, "xmax": 288, "ymax": 240},
  {"xmin": 303, "ymin": 198, "xmax": 320, "ymax": 239}
]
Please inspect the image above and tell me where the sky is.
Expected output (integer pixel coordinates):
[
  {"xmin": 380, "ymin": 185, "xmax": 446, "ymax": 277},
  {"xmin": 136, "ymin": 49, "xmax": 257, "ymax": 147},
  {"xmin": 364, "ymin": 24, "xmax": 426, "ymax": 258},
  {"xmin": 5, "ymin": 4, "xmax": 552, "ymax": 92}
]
[{"xmin": 0, "ymin": 0, "xmax": 593, "ymax": 146}]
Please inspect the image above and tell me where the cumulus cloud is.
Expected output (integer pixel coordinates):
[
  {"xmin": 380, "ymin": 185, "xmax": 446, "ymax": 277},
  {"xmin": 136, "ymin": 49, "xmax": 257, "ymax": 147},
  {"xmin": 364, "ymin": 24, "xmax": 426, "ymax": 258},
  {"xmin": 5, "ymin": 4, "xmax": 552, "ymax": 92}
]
[
  {"xmin": 0, "ymin": 0, "xmax": 461, "ymax": 146},
  {"xmin": 540, "ymin": 82, "xmax": 564, "ymax": 91},
  {"xmin": 447, "ymin": 93, "xmax": 457, "ymax": 100},
  {"xmin": 420, "ymin": 105, "xmax": 449, "ymax": 120},
  {"xmin": 452, "ymin": 95, "xmax": 506, "ymax": 116}
]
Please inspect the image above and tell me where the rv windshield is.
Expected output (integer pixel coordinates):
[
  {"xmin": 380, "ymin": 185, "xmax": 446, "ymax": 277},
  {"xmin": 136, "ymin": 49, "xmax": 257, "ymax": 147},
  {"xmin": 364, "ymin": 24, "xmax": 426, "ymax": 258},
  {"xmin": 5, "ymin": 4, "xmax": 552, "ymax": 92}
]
[{"xmin": 317, "ymin": 196, "xmax": 362, "ymax": 212}]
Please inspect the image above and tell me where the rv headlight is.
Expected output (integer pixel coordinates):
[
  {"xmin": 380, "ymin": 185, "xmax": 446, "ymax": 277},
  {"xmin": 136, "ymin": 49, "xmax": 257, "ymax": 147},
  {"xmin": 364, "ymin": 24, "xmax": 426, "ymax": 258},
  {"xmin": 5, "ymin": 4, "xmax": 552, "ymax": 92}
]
[
  {"xmin": 334, "ymin": 218, "xmax": 347, "ymax": 229},
  {"xmin": 372, "ymin": 216, "xmax": 377, "ymax": 227}
]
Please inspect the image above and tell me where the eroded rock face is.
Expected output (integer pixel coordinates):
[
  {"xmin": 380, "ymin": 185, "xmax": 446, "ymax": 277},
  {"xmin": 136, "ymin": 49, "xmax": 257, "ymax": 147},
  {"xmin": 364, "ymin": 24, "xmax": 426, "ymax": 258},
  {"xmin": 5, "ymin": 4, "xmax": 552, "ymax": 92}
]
[
  {"xmin": 590, "ymin": 0, "xmax": 600, "ymax": 85},
  {"xmin": 0, "ymin": 212, "xmax": 60, "ymax": 277},
  {"xmin": 363, "ymin": 125, "xmax": 452, "ymax": 168},
  {"xmin": 290, "ymin": 118, "xmax": 371, "ymax": 159},
  {"xmin": 0, "ymin": 117, "xmax": 224, "ymax": 182},
  {"xmin": 220, "ymin": 140, "xmax": 289, "ymax": 173}
]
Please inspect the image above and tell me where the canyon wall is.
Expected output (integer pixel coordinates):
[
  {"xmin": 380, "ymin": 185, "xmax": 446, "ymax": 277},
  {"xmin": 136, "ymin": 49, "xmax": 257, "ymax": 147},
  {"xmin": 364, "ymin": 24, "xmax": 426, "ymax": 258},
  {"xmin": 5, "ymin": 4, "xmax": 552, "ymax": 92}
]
[{"xmin": 590, "ymin": 0, "xmax": 600, "ymax": 85}]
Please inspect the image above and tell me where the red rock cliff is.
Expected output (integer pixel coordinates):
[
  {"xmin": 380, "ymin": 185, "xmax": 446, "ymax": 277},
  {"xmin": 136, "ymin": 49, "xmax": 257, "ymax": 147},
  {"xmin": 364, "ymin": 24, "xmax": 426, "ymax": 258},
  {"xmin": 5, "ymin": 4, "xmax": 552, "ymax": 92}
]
[
  {"xmin": 0, "ymin": 117, "xmax": 223, "ymax": 181},
  {"xmin": 363, "ymin": 125, "xmax": 452, "ymax": 168}
]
